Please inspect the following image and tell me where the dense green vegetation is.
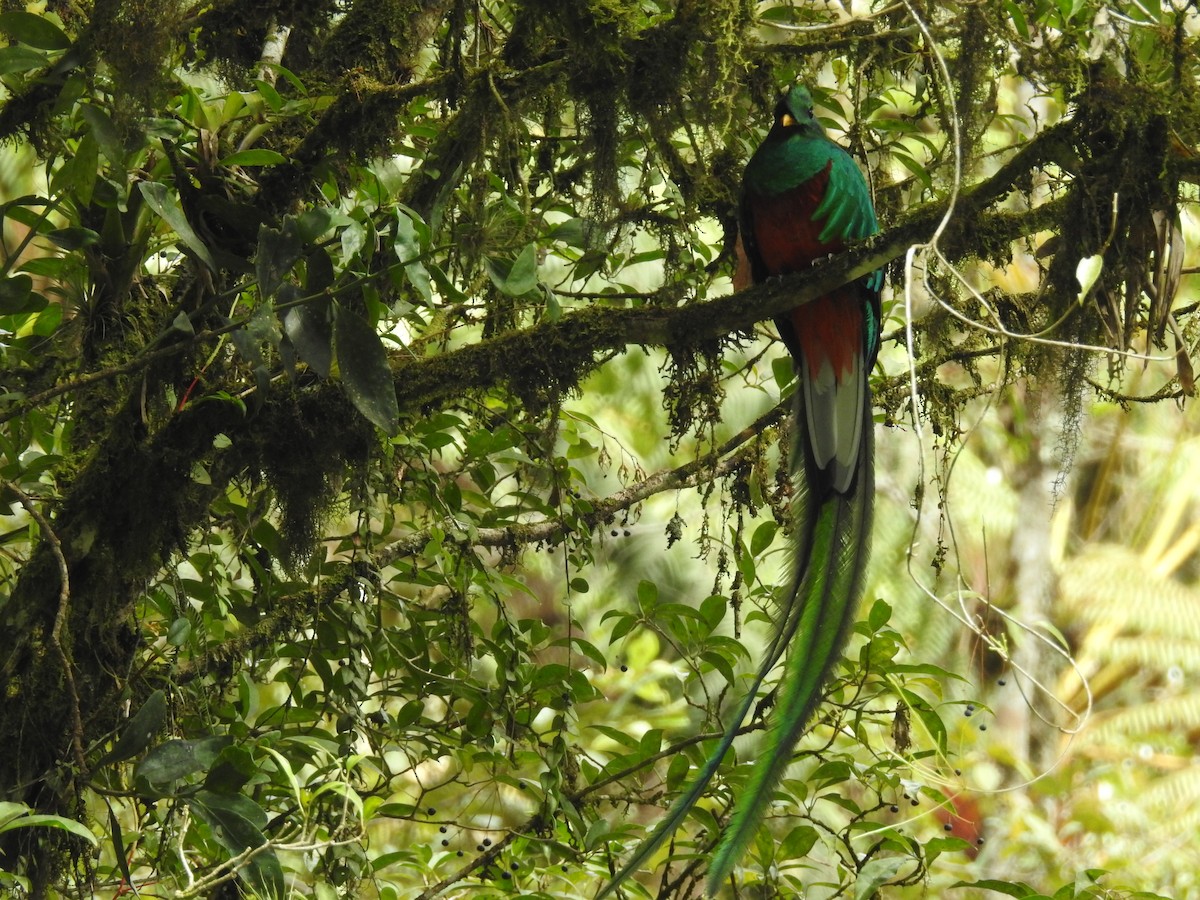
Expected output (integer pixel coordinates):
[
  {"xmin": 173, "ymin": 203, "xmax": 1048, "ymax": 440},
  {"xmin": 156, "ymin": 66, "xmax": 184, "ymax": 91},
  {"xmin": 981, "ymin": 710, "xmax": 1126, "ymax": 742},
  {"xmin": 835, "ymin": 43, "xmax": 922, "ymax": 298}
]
[{"xmin": 0, "ymin": 1, "xmax": 1198, "ymax": 897}]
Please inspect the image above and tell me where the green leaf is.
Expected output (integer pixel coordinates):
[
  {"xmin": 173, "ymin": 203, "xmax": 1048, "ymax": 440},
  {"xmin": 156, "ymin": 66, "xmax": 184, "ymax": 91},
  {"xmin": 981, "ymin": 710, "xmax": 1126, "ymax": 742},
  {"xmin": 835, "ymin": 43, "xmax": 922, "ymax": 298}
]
[
  {"xmin": 583, "ymin": 816, "xmax": 610, "ymax": 851},
  {"xmin": 305, "ymin": 246, "xmax": 335, "ymax": 293},
  {"xmin": 170, "ymin": 310, "xmax": 194, "ymax": 335},
  {"xmin": 253, "ymin": 79, "xmax": 283, "ymax": 112},
  {"xmin": 925, "ymin": 835, "xmax": 972, "ymax": 864},
  {"xmin": 166, "ymin": 617, "xmax": 191, "ymax": 646},
  {"xmin": 0, "ymin": 45, "xmax": 47, "ymax": 75},
  {"xmin": 854, "ymin": 856, "xmax": 907, "ymax": 900},
  {"xmin": 780, "ymin": 824, "xmax": 819, "ymax": 859},
  {"xmin": 108, "ymin": 806, "xmax": 134, "ymax": 889},
  {"xmin": 137, "ymin": 181, "xmax": 218, "ymax": 272},
  {"xmin": 220, "ymin": 149, "xmax": 287, "ymax": 167},
  {"xmin": 135, "ymin": 735, "xmax": 232, "ymax": 789},
  {"xmin": 0, "ymin": 275, "xmax": 35, "ymax": 314},
  {"xmin": 951, "ymin": 880, "xmax": 1041, "ymax": 898},
  {"xmin": 485, "ymin": 243, "xmax": 540, "ymax": 297},
  {"xmin": 588, "ymin": 724, "xmax": 640, "ymax": 749},
  {"xmin": 255, "ymin": 219, "xmax": 303, "ymax": 300},
  {"xmin": 504, "ymin": 243, "xmax": 539, "ymax": 295},
  {"xmin": 0, "ymin": 803, "xmax": 30, "ymax": 829},
  {"xmin": 393, "ymin": 208, "xmax": 422, "ymax": 262},
  {"xmin": 333, "ymin": 303, "xmax": 399, "ymax": 434},
  {"xmin": 283, "ymin": 298, "xmax": 333, "ymax": 378},
  {"xmin": 0, "ymin": 812, "xmax": 97, "ymax": 845},
  {"xmin": 665, "ymin": 752, "xmax": 690, "ymax": 790},
  {"xmin": 188, "ymin": 790, "xmax": 283, "ymax": 899},
  {"xmin": 0, "ymin": 11, "xmax": 71, "ymax": 50},
  {"xmin": 94, "ymin": 690, "xmax": 167, "ymax": 769},
  {"xmin": 699, "ymin": 649, "xmax": 734, "ymax": 683},
  {"xmin": 1003, "ymin": 0, "xmax": 1030, "ymax": 39},
  {"xmin": 79, "ymin": 104, "xmax": 122, "ymax": 166},
  {"xmin": 698, "ymin": 594, "xmax": 727, "ymax": 631},
  {"xmin": 868, "ymin": 598, "xmax": 892, "ymax": 632},
  {"xmin": 750, "ymin": 520, "xmax": 777, "ymax": 556},
  {"xmin": 892, "ymin": 151, "xmax": 933, "ymax": 190},
  {"xmin": 546, "ymin": 217, "xmax": 587, "ymax": 248},
  {"xmin": 900, "ymin": 688, "xmax": 949, "ymax": 752},
  {"xmin": 636, "ymin": 579, "xmax": 658, "ymax": 611},
  {"xmin": 772, "ymin": 354, "xmax": 796, "ymax": 391}
]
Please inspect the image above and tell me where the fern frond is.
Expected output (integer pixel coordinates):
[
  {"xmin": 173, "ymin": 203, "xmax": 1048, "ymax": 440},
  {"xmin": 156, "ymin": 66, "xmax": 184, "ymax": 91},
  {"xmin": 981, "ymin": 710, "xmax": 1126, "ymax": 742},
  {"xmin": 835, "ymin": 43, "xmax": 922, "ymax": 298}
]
[
  {"xmin": 1101, "ymin": 637, "xmax": 1200, "ymax": 674},
  {"xmin": 1083, "ymin": 694, "xmax": 1200, "ymax": 743},
  {"xmin": 1058, "ymin": 545, "xmax": 1200, "ymax": 640}
]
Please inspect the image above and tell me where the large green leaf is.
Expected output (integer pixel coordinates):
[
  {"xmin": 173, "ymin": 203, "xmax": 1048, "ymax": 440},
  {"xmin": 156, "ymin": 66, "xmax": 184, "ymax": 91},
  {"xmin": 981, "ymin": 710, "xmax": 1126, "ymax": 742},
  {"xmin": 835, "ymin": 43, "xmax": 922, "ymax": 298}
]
[
  {"xmin": 0, "ymin": 11, "xmax": 70, "ymax": 50},
  {"xmin": 854, "ymin": 857, "xmax": 908, "ymax": 900},
  {"xmin": 188, "ymin": 790, "xmax": 283, "ymax": 899},
  {"xmin": 255, "ymin": 219, "xmax": 304, "ymax": 300},
  {"xmin": 135, "ymin": 735, "xmax": 232, "ymax": 791},
  {"xmin": 0, "ymin": 274, "xmax": 35, "ymax": 314},
  {"xmin": 0, "ymin": 803, "xmax": 97, "ymax": 846},
  {"xmin": 486, "ymin": 243, "xmax": 539, "ymax": 297},
  {"xmin": 0, "ymin": 44, "xmax": 45, "ymax": 75},
  {"xmin": 94, "ymin": 690, "xmax": 167, "ymax": 769},
  {"xmin": 221, "ymin": 149, "xmax": 287, "ymax": 168},
  {"xmin": 332, "ymin": 303, "xmax": 399, "ymax": 435},
  {"xmin": 283, "ymin": 297, "xmax": 333, "ymax": 378},
  {"xmin": 137, "ymin": 181, "xmax": 218, "ymax": 272}
]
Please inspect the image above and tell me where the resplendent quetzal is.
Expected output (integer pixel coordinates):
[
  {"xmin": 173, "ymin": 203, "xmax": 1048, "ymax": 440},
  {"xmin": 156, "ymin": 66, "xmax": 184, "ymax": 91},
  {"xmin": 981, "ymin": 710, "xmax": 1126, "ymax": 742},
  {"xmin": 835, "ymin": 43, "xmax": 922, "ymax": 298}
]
[{"xmin": 600, "ymin": 84, "xmax": 881, "ymax": 897}]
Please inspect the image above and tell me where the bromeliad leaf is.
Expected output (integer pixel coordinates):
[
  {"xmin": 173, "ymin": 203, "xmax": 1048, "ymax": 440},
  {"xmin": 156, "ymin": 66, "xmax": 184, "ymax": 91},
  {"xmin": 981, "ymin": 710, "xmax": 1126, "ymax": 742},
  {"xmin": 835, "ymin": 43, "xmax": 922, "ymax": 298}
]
[{"xmin": 333, "ymin": 303, "xmax": 399, "ymax": 435}]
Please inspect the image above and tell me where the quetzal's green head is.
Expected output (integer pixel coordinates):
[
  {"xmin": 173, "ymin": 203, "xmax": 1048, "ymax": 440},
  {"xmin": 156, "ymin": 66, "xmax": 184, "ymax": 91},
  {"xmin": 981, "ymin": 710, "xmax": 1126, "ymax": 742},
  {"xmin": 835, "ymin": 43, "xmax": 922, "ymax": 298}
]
[{"xmin": 770, "ymin": 84, "xmax": 825, "ymax": 140}]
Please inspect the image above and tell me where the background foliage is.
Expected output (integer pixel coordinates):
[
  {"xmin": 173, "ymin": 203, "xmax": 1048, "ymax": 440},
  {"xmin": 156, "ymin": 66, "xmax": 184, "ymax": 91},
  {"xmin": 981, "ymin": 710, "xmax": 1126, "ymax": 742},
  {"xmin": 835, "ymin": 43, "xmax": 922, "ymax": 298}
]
[{"xmin": 0, "ymin": 0, "xmax": 1198, "ymax": 897}]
